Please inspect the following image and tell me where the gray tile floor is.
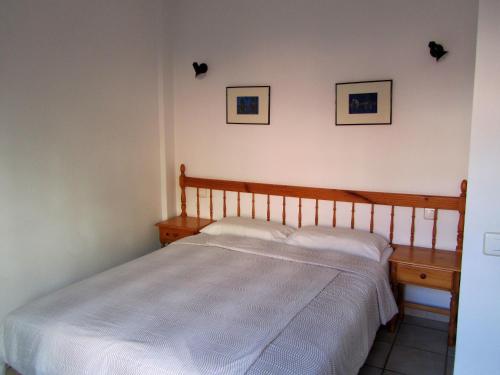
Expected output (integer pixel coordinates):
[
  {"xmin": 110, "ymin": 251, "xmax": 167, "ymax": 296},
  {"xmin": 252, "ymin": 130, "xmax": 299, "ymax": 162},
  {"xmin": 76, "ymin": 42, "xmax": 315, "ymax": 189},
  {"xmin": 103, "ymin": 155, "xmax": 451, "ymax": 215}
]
[{"xmin": 359, "ymin": 315, "xmax": 455, "ymax": 375}]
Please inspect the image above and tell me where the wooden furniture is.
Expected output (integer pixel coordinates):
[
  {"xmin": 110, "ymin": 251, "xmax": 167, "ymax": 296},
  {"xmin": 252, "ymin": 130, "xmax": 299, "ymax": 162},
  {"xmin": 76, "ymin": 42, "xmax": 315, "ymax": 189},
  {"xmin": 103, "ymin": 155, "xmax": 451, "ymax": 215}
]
[
  {"xmin": 177, "ymin": 164, "xmax": 467, "ymax": 345},
  {"xmin": 179, "ymin": 165, "xmax": 466, "ymax": 250},
  {"xmin": 390, "ymin": 245, "xmax": 461, "ymax": 346},
  {"xmin": 156, "ymin": 216, "xmax": 213, "ymax": 246}
]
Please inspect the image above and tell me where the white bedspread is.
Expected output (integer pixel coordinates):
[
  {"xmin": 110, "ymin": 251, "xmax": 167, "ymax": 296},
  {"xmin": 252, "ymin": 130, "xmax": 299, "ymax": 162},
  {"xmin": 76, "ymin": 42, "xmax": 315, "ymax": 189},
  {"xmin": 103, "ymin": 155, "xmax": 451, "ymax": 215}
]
[{"xmin": 0, "ymin": 234, "xmax": 397, "ymax": 375}]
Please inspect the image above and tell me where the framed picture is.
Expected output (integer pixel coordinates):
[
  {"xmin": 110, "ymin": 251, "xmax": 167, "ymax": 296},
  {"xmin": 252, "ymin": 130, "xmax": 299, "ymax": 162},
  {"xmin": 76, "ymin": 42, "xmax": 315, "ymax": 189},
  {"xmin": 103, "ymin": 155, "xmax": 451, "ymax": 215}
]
[
  {"xmin": 335, "ymin": 80, "xmax": 392, "ymax": 126},
  {"xmin": 226, "ymin": 86, "xmax": 271, "ymax": 125}
]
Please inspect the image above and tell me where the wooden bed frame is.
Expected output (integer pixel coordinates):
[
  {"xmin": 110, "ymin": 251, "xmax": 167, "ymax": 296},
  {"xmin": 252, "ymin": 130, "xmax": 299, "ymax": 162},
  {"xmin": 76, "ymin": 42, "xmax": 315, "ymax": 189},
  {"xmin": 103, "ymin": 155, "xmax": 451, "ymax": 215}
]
[
  {"xmin": 178, "ymin": 164, "xmax": 467, "ymax": 345},
  {"xmin": 179, "ymin": 164, "xmax": 467, "ymax": 251}
]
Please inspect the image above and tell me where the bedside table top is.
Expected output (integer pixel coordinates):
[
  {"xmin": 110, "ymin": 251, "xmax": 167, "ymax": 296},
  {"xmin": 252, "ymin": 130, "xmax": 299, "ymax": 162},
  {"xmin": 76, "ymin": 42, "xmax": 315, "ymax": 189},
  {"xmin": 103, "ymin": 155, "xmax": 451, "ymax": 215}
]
[
  {"xmin": 156, "ymin": 216, "xmax": 214, "ymax": 231},
  {"xmin": 390, "ymin": 244, "xmax": 462, "ymax": 272}
]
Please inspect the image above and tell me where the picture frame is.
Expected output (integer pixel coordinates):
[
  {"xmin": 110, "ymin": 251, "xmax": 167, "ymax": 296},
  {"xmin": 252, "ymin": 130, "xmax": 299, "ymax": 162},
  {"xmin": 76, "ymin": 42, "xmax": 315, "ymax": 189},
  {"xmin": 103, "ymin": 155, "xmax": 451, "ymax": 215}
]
[
  {"xmin": 335, "ymin": 80, "xmax": 393, "ymax": 126},
  {"xmin": 226, "ymin": 86, "xmax": 271, "ymax": 125}
]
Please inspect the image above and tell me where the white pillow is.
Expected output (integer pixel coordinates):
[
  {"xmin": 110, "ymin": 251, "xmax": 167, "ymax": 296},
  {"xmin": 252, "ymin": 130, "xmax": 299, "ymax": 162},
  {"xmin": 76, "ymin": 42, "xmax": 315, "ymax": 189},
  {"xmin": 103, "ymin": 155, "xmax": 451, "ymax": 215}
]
[
  {"xmin": 285, "ymin": 226, "xmax": 389, "ymax": 262},
  {"xmin": 380, "ymin": 246, "xmax": 394, "ymax": 264},
  {"xmin": 200, "ymin": 217, "xmax": 295, "ymax": 242}
]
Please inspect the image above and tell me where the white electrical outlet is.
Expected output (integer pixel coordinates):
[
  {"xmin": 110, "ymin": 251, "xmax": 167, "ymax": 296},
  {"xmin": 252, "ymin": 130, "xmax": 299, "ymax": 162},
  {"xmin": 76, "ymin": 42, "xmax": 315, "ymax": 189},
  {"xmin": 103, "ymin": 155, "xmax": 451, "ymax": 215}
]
[
  {"xmin": 424, "ymin": 208, "xmax": 436, "ymax": 220},
  {"xmin": 484, "ymin": 232, "xmax": 500, "ymax": 257},
  {"xmin": 198, "ymin": 188, "xmax": 208, "ymax": 198}
]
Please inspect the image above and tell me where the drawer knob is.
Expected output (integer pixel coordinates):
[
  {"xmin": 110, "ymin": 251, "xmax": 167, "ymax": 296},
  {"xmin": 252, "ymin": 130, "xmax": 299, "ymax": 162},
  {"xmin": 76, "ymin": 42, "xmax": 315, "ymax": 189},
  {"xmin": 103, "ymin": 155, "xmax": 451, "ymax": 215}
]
[{"xmin": 420, "ymin": 273, "xmax": 427, "ymax": 280}]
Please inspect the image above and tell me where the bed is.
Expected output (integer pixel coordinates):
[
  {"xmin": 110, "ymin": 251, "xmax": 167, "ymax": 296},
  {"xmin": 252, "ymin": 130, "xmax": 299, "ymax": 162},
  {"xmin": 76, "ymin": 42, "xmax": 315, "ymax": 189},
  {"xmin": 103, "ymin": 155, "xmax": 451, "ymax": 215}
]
[{"xmin": 0, "ymin": 165, "xmax": 467, "ymax": 375}]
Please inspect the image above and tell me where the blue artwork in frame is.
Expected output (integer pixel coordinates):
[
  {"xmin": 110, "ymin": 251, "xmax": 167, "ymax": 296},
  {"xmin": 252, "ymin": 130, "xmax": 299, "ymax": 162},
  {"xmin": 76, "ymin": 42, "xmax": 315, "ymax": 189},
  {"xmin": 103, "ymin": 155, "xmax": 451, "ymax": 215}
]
[
  {"xmin": 237, "ymin": 96, "xmax": 259, "ymax": 115},
  {"xmin": 349, "ymin": 93, "xmax": 378, "ymax": 114},
  {"xmin": 335, "ymin": 80, "xmax": 392, "ymax": 125},
  {"xmin": 226, "ymin": 86, "xmax": 271, "ymax": 125}
]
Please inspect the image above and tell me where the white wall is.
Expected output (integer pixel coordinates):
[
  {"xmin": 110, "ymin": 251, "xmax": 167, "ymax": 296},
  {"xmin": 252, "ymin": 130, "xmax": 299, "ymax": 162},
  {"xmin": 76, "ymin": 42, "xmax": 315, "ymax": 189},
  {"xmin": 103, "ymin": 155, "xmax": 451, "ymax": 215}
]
[
  {"xmin": 0, "ymin": 0, "xmax": 166, "ymax": 323},
  {"xmin": 455, "ymin": 0, "xmax": 500, "ymax": 373},
  {"xmin": 172, "ymin": 0, "xmax": 477, "ymax": 308},
  {"xmin": 160, "ymin": 0, "xmax": 178, "ymax": 219}
]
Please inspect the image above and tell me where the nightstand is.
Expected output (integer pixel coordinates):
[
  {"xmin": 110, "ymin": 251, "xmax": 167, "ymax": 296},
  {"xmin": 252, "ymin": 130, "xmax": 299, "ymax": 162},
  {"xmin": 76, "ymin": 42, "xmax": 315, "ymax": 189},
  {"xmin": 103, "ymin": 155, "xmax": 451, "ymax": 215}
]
[
  {"xmin": 155, "ymin": 216, "xmax": 214, "ymax": 246},
  {"xmin": 389, "ymin": 245, "xmax": 462, "ymax": 346}
]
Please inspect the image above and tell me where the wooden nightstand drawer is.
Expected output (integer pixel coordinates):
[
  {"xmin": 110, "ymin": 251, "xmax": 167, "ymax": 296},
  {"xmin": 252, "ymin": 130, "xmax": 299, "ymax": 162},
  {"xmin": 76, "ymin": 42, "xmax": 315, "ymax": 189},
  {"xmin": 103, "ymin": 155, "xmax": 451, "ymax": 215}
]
[
  {"xmin": 159, "ymin": 229, "xmax": 191, "ymax": 244},
  {"xmin": 156, "ymin": 216, "xmax": 214, "ymax": 246},
  {"xmin": 397, "ymin": 264, "xmax": 453, "ymax": 290}
]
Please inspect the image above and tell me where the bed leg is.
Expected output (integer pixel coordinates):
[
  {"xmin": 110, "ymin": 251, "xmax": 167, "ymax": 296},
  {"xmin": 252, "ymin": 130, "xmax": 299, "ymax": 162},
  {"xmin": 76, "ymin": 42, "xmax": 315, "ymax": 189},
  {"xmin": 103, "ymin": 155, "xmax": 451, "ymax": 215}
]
[{"xmin": 388, "ymin": 315, "xmax": 398, "ymax": 332}]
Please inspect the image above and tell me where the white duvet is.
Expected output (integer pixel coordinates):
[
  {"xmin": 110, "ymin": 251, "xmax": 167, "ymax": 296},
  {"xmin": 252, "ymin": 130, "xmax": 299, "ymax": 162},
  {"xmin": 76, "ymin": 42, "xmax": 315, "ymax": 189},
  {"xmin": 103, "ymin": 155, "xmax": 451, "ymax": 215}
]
[{"xmin": 1, "ymin": 234, "xmax": 397, "ymax": 375}]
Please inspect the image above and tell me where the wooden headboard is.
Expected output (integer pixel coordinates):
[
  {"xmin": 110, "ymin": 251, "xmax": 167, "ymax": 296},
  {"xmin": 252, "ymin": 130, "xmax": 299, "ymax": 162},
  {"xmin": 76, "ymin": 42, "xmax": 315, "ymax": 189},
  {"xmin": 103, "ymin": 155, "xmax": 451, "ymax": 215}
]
[{"xmin": 179, "ymin": 164, "xmax": 467, "ymax": 251}]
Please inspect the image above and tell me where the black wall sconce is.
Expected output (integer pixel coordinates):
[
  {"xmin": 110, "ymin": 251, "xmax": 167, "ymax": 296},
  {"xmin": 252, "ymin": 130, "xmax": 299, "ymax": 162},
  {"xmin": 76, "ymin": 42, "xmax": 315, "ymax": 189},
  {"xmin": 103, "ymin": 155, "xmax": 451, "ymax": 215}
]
[
  {"xmin": 193, "ymin": 62, "xmax": 208, "ymax": 77},
  {"xmin": 428, "ymin": 41, "xmax": 448, "ymax": 61}
]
